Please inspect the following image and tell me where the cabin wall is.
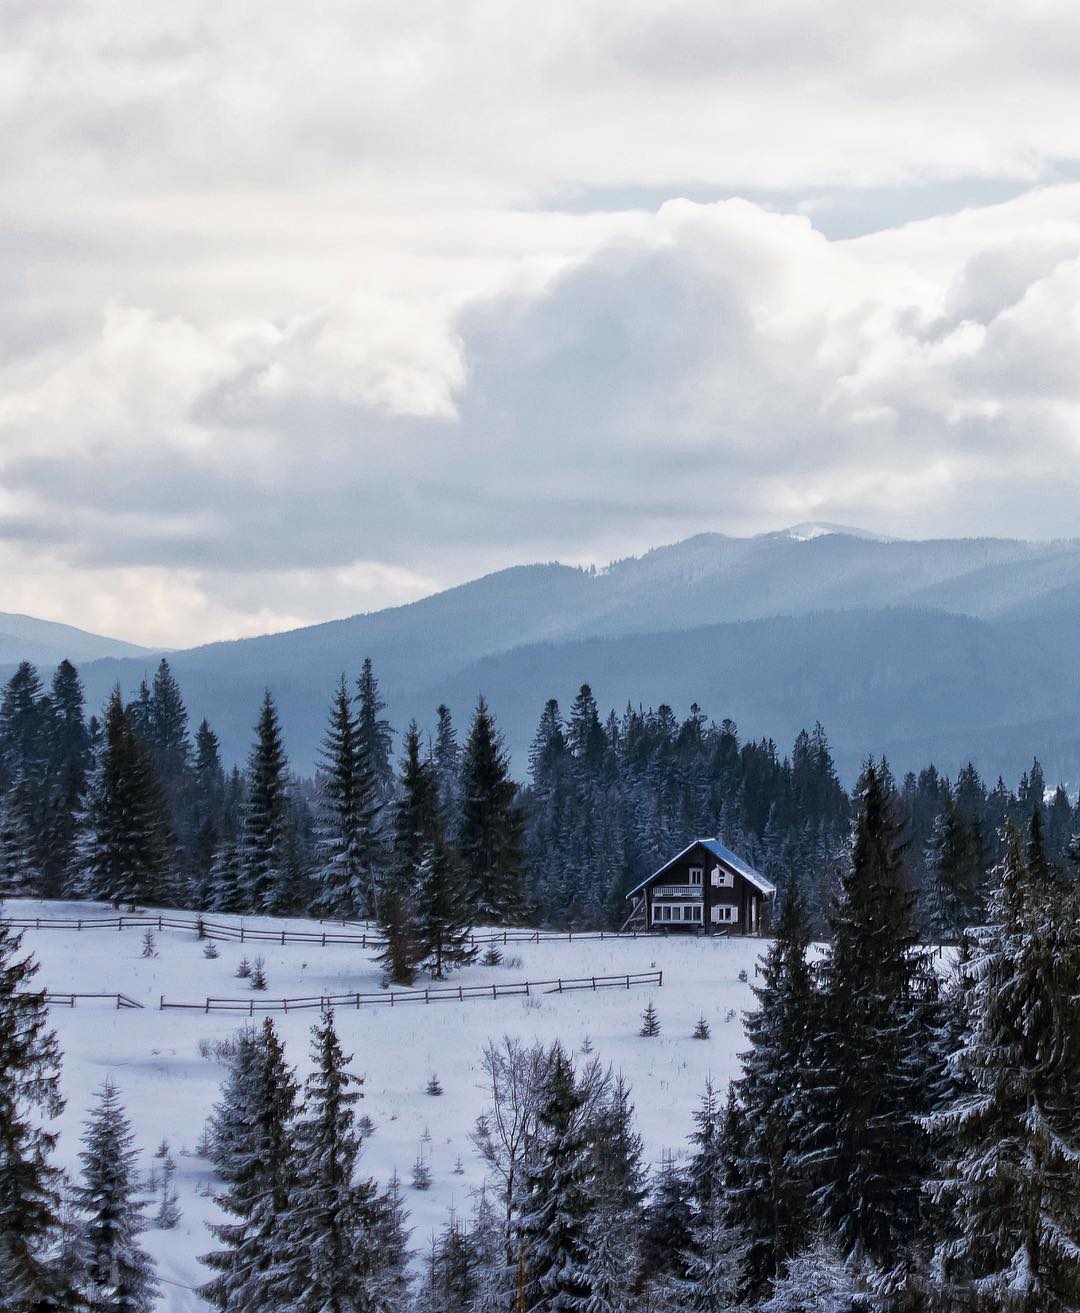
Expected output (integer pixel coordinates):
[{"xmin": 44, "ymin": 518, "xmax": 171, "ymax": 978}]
[{"xmin": 644, "ymin": 844, "xmax": 762, "ymax": 935}]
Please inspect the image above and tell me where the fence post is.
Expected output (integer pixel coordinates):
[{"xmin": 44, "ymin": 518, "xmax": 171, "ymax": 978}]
[
  {"xmin": 356, "ymin": 994, "xmax": 360, "ymax": 1009},
  {"xmin": 281, "ymin": 931, "xmax": 286, "ymax": 945},
  {"xmin": 658, "ymin": 970, "xmax": 663, "ymax": 988},
  {"xmin": 591, "ymin": 976, "xmax": 596, "ymax": 990},
  {"xmin": 557, "ymin": 979, "xmax": 562, "ymax": 993},
  {"xmin": 159, "ymin": 995, "xmax": 164, "ymax": 1010},
  {"xmin": 205, "ymin": 999, "xmax": 210, "ymax": 1014},
  {"xmin": 626, "ymin": 975, "xmax": 630, "ymax": 989},
  {"xmin": 241, "ymin": 926, "xmax": 245, "ymax": 943},
  {"xmin": 492, "ymin": 984, "xmax": 497, "ymax": 999}
]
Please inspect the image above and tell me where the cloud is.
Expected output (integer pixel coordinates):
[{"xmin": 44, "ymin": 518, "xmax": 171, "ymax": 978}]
[{"xmin": 5, "ymin": 4, "xmax": 1080, "ymax": 643}]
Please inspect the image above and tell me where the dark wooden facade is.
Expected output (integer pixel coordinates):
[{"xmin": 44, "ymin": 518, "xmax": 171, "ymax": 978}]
[{"xmin": 624, "ymin": 838, "xmax": 775, "ymax": 935}]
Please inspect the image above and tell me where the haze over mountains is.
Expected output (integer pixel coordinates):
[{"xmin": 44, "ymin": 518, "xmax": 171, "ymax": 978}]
[{"xmin": 6, "ymin": 526, "xmax": 1080, "ymax": 787}]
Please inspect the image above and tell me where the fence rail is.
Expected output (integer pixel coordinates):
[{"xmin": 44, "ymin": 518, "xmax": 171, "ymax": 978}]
[
  {"xmin": 44, "ymin": 992, "xmax": 144, "ymax": 1009},
  {"xmin": 159, "ymin": 969, "xmax": 663, "ymax": 1014},
  {"xmin": 7, "ymin": 913, "xmax": 668, "ymax": 949}
]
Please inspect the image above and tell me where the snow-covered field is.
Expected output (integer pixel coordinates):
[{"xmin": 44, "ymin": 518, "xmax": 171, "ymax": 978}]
[{"xmin": 7, "ymin": 899, "xmax": 773, "ymax": 1312}]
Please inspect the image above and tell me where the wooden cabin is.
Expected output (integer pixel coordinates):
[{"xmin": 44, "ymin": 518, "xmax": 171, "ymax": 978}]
[{"xmin": 623, "ymin": 838, "xmax": 775, "ymax": 935}]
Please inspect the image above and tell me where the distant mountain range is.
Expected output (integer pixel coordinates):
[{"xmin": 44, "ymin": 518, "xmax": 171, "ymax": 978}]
[
  {"xmin": 0, "ymin": 612, "xmax": 150, "ymax": 667},
  {"xmin": 4, "ymin": 526, "xmax": 1080, "ymax": 787}
]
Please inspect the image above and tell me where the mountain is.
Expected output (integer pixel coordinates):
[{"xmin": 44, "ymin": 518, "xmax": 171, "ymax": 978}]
[
  {"xmin": 3, "ymin": 526, "xmax": 1080, "ymax": 786},
  {"xmin": 0, "ymin": 612, "xmax": 150, "ymax": 667}
]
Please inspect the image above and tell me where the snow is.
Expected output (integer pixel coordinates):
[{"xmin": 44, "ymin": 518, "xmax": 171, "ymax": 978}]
[{"xmin": 6, "ymin": 899, "xmax": 772, "ymax": 1313}]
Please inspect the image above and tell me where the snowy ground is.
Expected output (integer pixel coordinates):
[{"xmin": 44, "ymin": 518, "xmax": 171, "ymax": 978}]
[{"xmin": 6, "ymin": 899, "xmax": 775, "ymax": 1312}]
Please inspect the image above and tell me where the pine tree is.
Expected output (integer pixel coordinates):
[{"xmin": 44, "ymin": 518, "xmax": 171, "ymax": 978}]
[
  {"xmin": 798, "ymin": 759, "xmax": 929, "ymax": 1269},
  {"xmin": 0, "ymin": 915, "xmax": 68, "ymax": 1311},
  {"xmin": 416, "ymin": 837, "xmax": 477, "ymax": 980},
  {"xmin": 154, "ymin": 1152, "xmax": 180, "ymax": 1229},
  {"xmin": 189, "ymin": 719, "xmax": 226, "ymax": 907},
  {"xmin": 355, "ymin": 657, "xmax": 394, "ymax": 806},
  {"xmin": 76, "ymin": 688, "xmax": 174, "ymax": 907},
  {"xmin": 0, "ymin": 792, "xmax": 36, "ymax": 897},
  {"xmin": 239, "ymin": 692, "xmax": 290, "ymax": 913},
  {"xmin": 147, "ymin": 658, "xmax": 192, "ymax": 846},
  {"xmin": 639, "ymin": 1001, "xmax": 660, "ymax": 1037},
  {"xmin": 275, "ymin": 1009, "xmax": 385, "ymax": 1313},
  {"xmin": 203, "ymin": 1026, "xmax": 260, "ymax": 1177},
  {"xmin": 467, "ymin": 1187, "xmax": 511, "ymax": 1313},
  {"xmin": 583, "ymin": 1073, "xmax": 645, "ymax": 1312},
  {"xmin": 459, "ymin": 697, "xmax": 525, "ymax": 923},
  {"xmin": 927, "ymin": 826, "xmax": 1080, "ymax": 1312},
  {"xmin": 432, "ymin": 704, "xmax": 461, "ymax": 828},
  {"xmin": 680, "ymin": 1208, "xmax": 748, "ymax": 1312},
  {"xmin": 518, "ymin": 1043, "xmax": 594, "ymax": 1312},
  {"xmin": 759, "ymin": 1238, "xmax": 859, "ymax": 1313},
  {"xmin": 199, "ymin": 1018, "xmax": 298, "ymax": 1312},
  {"xmin": 74, "ymin": 1081, "xmax": 158, "ymax": 1313},
  {"xmin": 640, "ymin": 1155, "xmax": 694, "ymax": 1291},
  {"xmin": 209, "ymin": 840, "xmax": 244, "ymax": 913},
  {"xmin": 923, "ymin": 795, "xmax": 983, "ymax": 943},
  {"xmin": 735, "ymin": 877, "xmax": 816, "ymax": 1295},
  {"xmin": 42, "ymin": 659, "xmax": 90, "ymax": 897},
  {"xmin": 370, "ymin": 1170, "xmax": 412, "ymax": 1309},
  {"xmin": 374, "ymin": 724, "xmax": 433, "ymax": 985},
  {"xmin": 313, "ymin": 676, "xmax": 384, "ymax": 920}
]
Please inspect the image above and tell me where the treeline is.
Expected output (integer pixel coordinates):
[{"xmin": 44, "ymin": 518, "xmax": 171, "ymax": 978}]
[{"xmin": 1, "ymin": 656, "xmax": 1077, "ymax": 942}]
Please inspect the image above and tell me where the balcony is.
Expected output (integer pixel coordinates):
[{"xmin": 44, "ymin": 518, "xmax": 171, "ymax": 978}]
[{"xmin": 653, "ymin": 885, "xmax": 703, "ymax": 899}]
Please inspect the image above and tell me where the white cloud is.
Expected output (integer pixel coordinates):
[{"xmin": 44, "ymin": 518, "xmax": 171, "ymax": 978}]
[{"xmin": 5, "ymin": 3, "xmax": 1080, "ymax": 642}]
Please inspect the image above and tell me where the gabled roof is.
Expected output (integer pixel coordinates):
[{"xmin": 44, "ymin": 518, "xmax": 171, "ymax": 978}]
[{"xmin": 625, "ymin": 837, "xmax": 777, "ymax": 900}]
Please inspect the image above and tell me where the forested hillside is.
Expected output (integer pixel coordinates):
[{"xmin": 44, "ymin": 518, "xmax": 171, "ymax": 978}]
[{"xmin": 0, "ymin": 653, "xmax": 1073, "ymax": 940}]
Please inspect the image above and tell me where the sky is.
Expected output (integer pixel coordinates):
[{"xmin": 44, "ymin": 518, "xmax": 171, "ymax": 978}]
[{"xmin": 3, "ymin": 2, "xmax": 1080, "ymax": 647}]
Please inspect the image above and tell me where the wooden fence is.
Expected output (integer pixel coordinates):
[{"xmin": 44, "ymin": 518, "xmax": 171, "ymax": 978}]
[
  {"xmin": 44, "ymin": 992, "xmax": 144, "ymax": 1009},
  {"xmin": 7, "ymin": 912, "xmax": 666, "ymax": 949},
  {"xmin": 158, "ymin": 969, "xmax": 663, "ymax": 1014}
]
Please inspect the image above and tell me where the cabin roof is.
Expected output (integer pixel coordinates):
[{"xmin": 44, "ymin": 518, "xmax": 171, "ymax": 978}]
[{"xmin": 624, "ymin": 837, "xmax": 777, "ymax": 900}]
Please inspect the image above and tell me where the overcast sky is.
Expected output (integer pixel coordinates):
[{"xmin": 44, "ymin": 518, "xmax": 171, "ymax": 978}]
[{"xmin": 4, "ymin": 2, "xmax": 1080, "ymax": 646}]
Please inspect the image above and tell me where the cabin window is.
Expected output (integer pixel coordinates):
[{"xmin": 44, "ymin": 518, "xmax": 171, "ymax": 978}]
[
  {"xmin": 711, "ymin": 865, "xmax": 734, "ymax": 889},
  {"xmin": 688, "ymin": 867, "xmax": 703, "ymax": 886},
  {"xmin": 711, "ymin": 904, "xmax": 739, "ymax": 925},
  {"xmin": 652, "ymin": 902, "xmax": 703, "ymax": 925}
]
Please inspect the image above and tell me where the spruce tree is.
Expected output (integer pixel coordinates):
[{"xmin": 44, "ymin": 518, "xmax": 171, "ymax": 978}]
[
  {"xmin": 199, "ymin": 1018, "xmax": 298, "ymax": 1312},
  {"xmin": 735, "ymin": 877, "xmax": 816, "ymax": 1295},
  {"xmin": 74, "ymin": 1081, "xmax": 158, "ymax": 1313},
  {"xmin": 923, "ymin": 795, "xmax": 983, "ymax": 943},
  {"xmin": 275, "ymin": 1009, "xmax": 385, "ymax": 1313},
  {"xmin": 147, "ymin": 658, "xmax": 192, "ymax": 847},
  {"xmin": 415, "ymin": 836, "xmax": 476, "ymax": 980},
  {"xmin": 374, "ymin": 724, "xmax": 433, "ymax": 985},
  {"xmin": 432, "ymin": 704, "xmax": 461, "ymax": 828},
  {"xmin": 239, "ymin": 692, "xmax": 290, "ymax": 913},
  {"xmin": 798, "ymin": 759, "xmax": 929, "ymax": 1269},
  {"xmin": 459, "ymin": 697, "xmax": 525, "ymax": 923},
  {"xmin": 518, "ymin": 1043, "xmax": 594, "ymax": 1312},
  {"xmin": 313, "ymin": 677, "xmax": 384, "ymax": 920},
  {"xmin": 639, "ymin": 1155, "xmax": 693, "ymax": 1292},
  {"xmin": 76, "ymin": 688, "xmax": 174, "ymax": 907},
  {"xmin": 355, "ymin": 658, "xmax": 394, "ymax": 806},
  {"xmin": 42, "ymin": 660, "xmax": 90, "ymax": 897},
  {"xmin": 759, "ymin": 1239, "xmax": 859, "ymax": 1313},
  {"xmin": 0, "ymin": 916, "xmax": 67, "ymax": 1311},
  {"xmin": 927, "ymin": 826, "xmax": 1080, "ymax": 1312}
]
